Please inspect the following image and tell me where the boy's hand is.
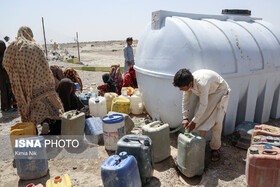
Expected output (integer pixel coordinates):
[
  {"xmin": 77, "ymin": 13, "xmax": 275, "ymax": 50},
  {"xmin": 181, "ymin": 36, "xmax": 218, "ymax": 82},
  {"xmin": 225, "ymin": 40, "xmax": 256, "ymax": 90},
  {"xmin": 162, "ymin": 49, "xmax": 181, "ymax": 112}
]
[
  {"xmin": 182, "ymin": 119, "xmax": 189, "ymax": 129},
  {"xmin": 187, "ymin": 121, "xmax": 196, "ymax": 132}
]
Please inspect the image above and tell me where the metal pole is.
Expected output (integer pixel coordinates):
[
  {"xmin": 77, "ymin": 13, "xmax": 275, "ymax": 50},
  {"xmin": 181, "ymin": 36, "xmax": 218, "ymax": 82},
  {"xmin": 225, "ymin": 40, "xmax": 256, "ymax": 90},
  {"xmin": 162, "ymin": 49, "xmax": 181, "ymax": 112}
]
[
  {"xmin": 42, "ymin": 17, "xmax": 48, "ymax": 59},
  {"xmin": 76, "ymin": 32, "xmax": 80, "ymax": 62}
]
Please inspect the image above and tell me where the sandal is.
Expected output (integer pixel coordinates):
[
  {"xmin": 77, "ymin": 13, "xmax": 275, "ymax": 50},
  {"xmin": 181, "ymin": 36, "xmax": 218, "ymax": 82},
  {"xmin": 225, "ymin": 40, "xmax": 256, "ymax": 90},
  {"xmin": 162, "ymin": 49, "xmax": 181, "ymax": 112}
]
[{"xmin": 211, "ymin": 149, "xmax": 220, "ymax": 162}]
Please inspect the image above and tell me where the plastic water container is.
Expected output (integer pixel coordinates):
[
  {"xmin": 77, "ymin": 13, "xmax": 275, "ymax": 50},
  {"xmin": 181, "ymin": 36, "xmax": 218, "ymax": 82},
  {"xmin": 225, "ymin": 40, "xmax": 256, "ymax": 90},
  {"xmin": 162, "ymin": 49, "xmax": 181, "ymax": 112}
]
[
  {"xmin": 79, "ymin": 92, "xmax": 96, "ymax": 105},
  {"xmin": 142, "ymin": 121, "xmax": 170, "ymax": 162},
  {"xmin": 112, "ymin": 97, "xmax": 130, "ymax": 114},
  {"xmin": 61, "ymin": 110, "xmax": 85, "ymax": 135},
  {"xmin": 90, "ymin": 83, "xmax": 98, "ymax": 96},
  {"xmin": 135, "ymin": 10, "xmax": 280, "ymax": 135},
  {"xmin": 121, "ymin": 87, "xmax": 134, "ymax": 96},
  {"xmin": 108, "ymin": 111, "xmax": 135, "ymax": 134},
  {"xmin": 84, "ymin": 116, "xmax": 103, "ymax": 144},
  {"xmin": 101, "ymin": 152, "xmax": 141, "ymax": 187},
  {"xmin": 251, "ymin": 124, "xmax": 280, "ymax": 141},
  {"xmin": 251, "ymin": 135, "xmax": 280, "ymax": 147},
  {"xmin": 104, "ymin": 92, "xmax": 118, "ymax": 113},
  {"xmin": 10, "ymin": 122, "xmax": 37, "ymax": 148},
  {"xmin": 74, "ymin": 82, "xmax": 80, "ymax": 91},
  {"xmin": 89, "ymin": 96, "xmax": 107, "ymax": 118},
  {"xmin": 46, "ymin": 174, "xmax": 73, "ymax": 187},
  {"xmin": 246, "ymin": 145, "xmax": 280, "ymax": 187},
  {"xmin": 130, "ymin": 89, "xmax": 144, "ymax": 115},
  {"xmin": 14, "ymin": 136, "xmax": 48, "ymax": 180},
  {"xmin": 102, "ymin": 114, "xmax": 125, "ymax": 151},
  {"xmin": 119, "ymin": 91, "xmax": 130, "ymax": 101},
  {"xmin": 177, "ymin": 132, "xmax": 206, "ymax": 177},
  {"xmin": 116, "ymin": 135, "xmax": 154, "ymax": 184},
  {"xmin": 234, "ymin": 121, "xmax": 259, "ymax": 149}
]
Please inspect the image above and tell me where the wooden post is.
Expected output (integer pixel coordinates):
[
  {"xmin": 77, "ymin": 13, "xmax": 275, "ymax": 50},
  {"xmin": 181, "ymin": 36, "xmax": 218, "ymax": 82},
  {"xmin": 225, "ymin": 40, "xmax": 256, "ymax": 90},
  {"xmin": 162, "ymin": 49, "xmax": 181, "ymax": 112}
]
[
  {"xmin": 76, "ymin": 32, "xmax": 80, "ymax": 62},
  {"xmin": 42, "ymin": 17, "xmax": 48, "ymax": 59}
]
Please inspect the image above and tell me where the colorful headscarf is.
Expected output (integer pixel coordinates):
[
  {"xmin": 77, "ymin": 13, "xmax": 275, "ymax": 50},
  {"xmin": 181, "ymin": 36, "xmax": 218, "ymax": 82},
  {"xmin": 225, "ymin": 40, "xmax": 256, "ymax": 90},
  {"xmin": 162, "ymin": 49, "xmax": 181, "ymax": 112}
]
[
  {"xmin": 63, "ymin": 67, "xmax": 83, "ymax": 92},
  {"xmin": 3, "ymin": 26, "xmax": 64, "ymax": 124}
]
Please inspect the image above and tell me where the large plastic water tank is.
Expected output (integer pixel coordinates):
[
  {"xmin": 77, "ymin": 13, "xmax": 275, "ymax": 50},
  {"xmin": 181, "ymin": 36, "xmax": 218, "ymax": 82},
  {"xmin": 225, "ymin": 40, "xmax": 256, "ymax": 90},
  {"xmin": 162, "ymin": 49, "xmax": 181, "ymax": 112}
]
[{"xmin": 135, "ymin": 10, "xmax": 280, "ymax": 135}]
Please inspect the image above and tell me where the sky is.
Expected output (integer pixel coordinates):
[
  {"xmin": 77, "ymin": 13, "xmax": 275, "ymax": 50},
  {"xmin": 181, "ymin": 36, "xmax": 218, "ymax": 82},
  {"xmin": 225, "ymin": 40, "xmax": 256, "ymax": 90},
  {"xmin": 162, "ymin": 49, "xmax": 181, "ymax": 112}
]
[{"xmin": 1, "ymin": 0, "xmax": 280, "ymax": 44}]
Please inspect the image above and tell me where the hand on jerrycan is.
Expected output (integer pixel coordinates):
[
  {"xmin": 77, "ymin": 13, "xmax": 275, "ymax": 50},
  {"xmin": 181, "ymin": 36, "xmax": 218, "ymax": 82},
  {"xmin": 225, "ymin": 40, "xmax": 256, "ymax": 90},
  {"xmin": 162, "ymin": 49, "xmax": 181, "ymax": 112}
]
[
  {"xmin": 182, "ymin": 119, "xmax": 196, "ymax": 133},
  {"xmin": 187, "ymin": 121, "xmax": 196, "ymax": 132}
]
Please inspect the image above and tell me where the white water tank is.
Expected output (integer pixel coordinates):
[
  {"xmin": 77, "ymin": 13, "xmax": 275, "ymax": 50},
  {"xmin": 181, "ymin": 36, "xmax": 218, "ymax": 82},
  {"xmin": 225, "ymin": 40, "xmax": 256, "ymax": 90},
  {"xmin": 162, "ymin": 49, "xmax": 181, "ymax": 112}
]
[{"xmin": 135, "ymin": 10, "xmax": 280, "ymax": 135}]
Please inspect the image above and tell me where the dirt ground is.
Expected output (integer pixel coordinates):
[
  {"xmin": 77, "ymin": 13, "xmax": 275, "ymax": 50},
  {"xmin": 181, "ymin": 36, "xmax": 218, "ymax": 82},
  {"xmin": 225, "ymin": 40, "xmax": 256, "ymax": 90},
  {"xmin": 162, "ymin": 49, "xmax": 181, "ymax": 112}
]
[{"xmin": 0, "ymin": 41, "xmax": 280, "ymax": 187}]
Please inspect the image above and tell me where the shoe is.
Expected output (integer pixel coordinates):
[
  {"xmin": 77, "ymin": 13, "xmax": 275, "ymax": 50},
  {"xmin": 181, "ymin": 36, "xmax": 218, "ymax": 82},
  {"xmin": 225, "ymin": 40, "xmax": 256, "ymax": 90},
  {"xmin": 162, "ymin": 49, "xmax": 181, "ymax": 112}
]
[
  {"xmin": 211, "ymin": 149, "xmax": 221, "ymax": 162},
  {"xmin": 41, "ymin": 122, "xmax": 50, "ymax": 135}
]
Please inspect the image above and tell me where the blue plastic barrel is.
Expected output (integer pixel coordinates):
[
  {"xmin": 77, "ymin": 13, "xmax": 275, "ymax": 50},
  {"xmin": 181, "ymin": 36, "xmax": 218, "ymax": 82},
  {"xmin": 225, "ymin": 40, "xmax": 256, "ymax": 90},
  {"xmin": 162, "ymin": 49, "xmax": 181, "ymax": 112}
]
[
  {"xmin": 101, "ymin": 152, "xmax": 141, "ymax": 187},
  {"xmin": 14, "ymin": 136, "xmax": 48, "ymax": 180},
  {"xmin": 85, "ymin": 116, "xmax": 103, "ymax": 144},
  {"xmin": 79, "ymin": 92, "xmax": 96, "ymax": 105}
]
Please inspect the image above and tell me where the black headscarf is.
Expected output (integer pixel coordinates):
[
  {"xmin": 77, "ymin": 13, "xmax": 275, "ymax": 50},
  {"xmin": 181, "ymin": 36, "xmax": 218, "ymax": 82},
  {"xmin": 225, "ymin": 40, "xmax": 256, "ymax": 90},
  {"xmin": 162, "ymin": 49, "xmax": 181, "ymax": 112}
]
[
  {"xmin": 102, "ymin": 73, "xmax": 116, "ymax": 92},
  {"xmin": 57, "ymin": 78, "xmax": 84, "ymax": 112},
  {"xmin": 0, "ymin": 40, "xmax": 6, "ymax": 65}
]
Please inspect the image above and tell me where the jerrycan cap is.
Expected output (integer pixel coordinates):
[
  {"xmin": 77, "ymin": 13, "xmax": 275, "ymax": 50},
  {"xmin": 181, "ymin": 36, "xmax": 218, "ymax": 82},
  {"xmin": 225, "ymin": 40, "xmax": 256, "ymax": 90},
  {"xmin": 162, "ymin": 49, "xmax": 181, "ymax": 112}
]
[
  {"xmin": 253, "ymin": 136, "xmax": 261, "ymax": 142},
  {"xmin": 54, "ymin": 176, "xmax": 62, "ymax": 183},
  {"xmin": 95, "ymin": 98, "xmax": 100, "ymax": 103},
  {"xmin": 249, "ymin": 147, "xmax": 259, "ymax": 154},
  {"xmin": 263, "ymin": 144, "xmax": 273, "ymax": 150},
  {"xmin": 267, "ymin": 136, "xmax": 274, "ymax": 142},
  {"xmin": 119, "ymin": 152, "xmax": 128, "ymax": 159},
  {"xmin": 144, "ymin": 139, "xmax": 150, "ymax": 146}
]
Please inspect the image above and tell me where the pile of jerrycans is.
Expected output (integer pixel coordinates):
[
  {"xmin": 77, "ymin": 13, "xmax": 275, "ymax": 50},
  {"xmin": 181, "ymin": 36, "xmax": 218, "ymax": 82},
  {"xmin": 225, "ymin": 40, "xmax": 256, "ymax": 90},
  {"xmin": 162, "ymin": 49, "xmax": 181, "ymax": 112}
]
[
  {"xmin": 101, "ymin": 135, "xmax": 154, "ymax": 186},
  {"xmin": 101, "ymin": 120, "xmax": 209, "ymax": 187},
  {"xmin": 234, "ymin": 121, "xmax": 259, "ymax": 149},
  {"xmin": 101, "ymin": 120, "xmax": 171, "ymax": 186},
  {"xmin": 88, "ymin": 88, "xmax": 144, "ymax": 118},
  {"xmin": 246, "ymin": 124, "xmax": 280, "ymax": 187}
]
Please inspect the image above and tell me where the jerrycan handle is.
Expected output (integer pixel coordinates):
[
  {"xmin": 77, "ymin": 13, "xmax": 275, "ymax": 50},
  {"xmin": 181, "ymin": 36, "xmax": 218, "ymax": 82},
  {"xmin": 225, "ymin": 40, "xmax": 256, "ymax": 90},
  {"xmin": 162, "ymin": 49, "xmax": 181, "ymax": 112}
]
[
  {"xmin": 262, "ymin": 150, "xmax": 278, "ymax": 155},
  {"xmin": 124, "ymin": 138, "xmax": 141, "ymax": 144},
  {"xmin": 113, "ymin": 152, "xmax": 128, "ymax": 166},
  {"xmin": 113, "ymin": 158, "xmax": 121, "ymax": 166},
  {"xmin": 149, "ymin": 121, "xmax": 161, "ymax": 128},
  {"xmin": 75, "ymin": 109, "xmax": 80, "ymax": 115},
  {"xmin": 184, "ymin": 129, "xmax": 198, "ymax": 138},
  {"xmin": 123, "ymin": 137, "xmax": 150, "ymax": 146}
]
